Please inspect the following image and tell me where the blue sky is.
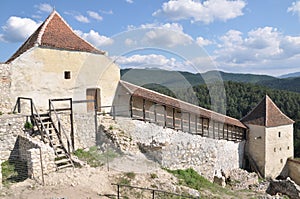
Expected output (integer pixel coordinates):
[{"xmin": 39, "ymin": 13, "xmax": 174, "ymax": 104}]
[{"xmin": 1, "ymin": 0, "xmax": 300, "ymax": 76}]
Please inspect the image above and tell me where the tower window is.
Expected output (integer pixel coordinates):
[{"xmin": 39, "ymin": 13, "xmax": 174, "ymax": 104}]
[
  {"xmin": 280, "ymin": 159, "xmax": 283, "ymax": 164},
  {"xmin": 288, "ymin": 146, "xmax": 290, "ymax": 150},
  {"xmin": 278, "ymin": 132, "xmax": 281, "ymax": 138},
  {"xmin": 64, "ymin": 71, "xmax": 71, "ymax": 79},
  {"xmin": 274, "ymin": 148, "xmax": 276, "ymax": 152}
]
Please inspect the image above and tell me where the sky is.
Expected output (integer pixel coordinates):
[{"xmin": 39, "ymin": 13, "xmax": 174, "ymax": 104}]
[{"xmin": 1, "ymin": 0, "xmax": 300, "ymax": 76}]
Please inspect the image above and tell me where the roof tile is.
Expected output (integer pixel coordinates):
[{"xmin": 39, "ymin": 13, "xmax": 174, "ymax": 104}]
[
  {"xmin": 241, "ymin": 95, "xmax": 294, "ymax": 127},
  {"xmin": 6, "ymin": 10, "xmax": 104, "ymax": 63}
]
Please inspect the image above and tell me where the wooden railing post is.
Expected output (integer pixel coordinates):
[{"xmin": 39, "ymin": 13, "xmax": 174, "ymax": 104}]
[{"xmin": 17, "ymin": 97, "xmax": 21, "ymax": 113}]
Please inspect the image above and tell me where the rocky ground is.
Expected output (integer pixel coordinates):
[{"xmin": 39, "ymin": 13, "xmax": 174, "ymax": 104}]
[{"xmin": 0, "ymin": 150, "xmax": 274, "ymax": 199}]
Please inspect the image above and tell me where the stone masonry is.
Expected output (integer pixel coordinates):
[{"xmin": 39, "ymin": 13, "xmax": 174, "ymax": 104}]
[
  {"xmin": 0, "ymin": 114, "xmax": 26, "ymax": 161},
  {"xmin": 0, "ymin": 63, "xmax": 12, "ymax": 113},
  {"xmin": 100, "ymin": 117, "xmax": 245, "ymax": 181}
]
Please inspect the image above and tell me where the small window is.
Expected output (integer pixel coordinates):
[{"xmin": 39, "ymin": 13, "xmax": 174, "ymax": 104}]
[
  {"xmin": 287, "ymin": 146, "xmax": 290, "ymax": 150},
  {"xmin": 278, "ymin": 132, "xmax": 281, "ymax": 138},
  {"xmin": 64, "ymin": 71, "xmax": 71, "ymax": 79},
  {"xmin": 274, "ymin": 148, "xmax": 276, "ymax": 152},
  {"xmin": 280, "ymin": 159, "xmax": 283, "ymax": 164},
  {"xmin": 279, "ymin": 147, "xmax": 282, "ymax": 151}
]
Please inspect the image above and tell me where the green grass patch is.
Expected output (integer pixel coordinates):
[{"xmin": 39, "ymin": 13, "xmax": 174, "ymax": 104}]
[
  {"xmin": 74, "ymin": 146, "xmax": 119, "ymax": 167},
  {"xmin": 165, "ymin": 168, "xmax": 237, "ymax": 197},
  {"xmin": 1, "ymin": 160, "xmax": 28, "ymax": 187},
  {"xmin": 124, "ymin": 172, "xmax": 136, "ymax": 179}
]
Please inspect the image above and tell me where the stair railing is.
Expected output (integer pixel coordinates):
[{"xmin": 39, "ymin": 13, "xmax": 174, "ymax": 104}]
[
  {"xmin": 48, "ymin": 99, "xmax": 74, "ymax": 155},
  {"xmin": 13, "ymin": 97, "xmax": 57, "ymax": 155}
]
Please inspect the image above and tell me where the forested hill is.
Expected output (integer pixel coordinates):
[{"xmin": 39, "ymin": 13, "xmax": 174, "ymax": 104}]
[{"xmin": 121, "ymin": 68, "xmax": 300, "ymax": 93}]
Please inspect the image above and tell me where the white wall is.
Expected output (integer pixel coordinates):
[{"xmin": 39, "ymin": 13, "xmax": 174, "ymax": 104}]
[
  {"xmin": 265, "ymin": 124, "xmax": 294, "ymax": 178},
  {"xmin": 246, "ymin": 124, "xmax": 266, "ymax": 176},
  {"xmin": 9, "ymin": 47, "xmax": 120, "ymax": 113}
]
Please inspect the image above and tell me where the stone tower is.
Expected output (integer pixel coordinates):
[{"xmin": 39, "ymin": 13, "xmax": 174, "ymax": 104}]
[{"xmin": 241, "ymin": 95, "xmax": 294, "ymax": 179}]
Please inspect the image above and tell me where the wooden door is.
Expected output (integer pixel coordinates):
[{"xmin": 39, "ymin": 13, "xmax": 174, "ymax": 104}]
[{"xmin": 86, "ymin": 88, "xmax": 100, "ymax": 112}]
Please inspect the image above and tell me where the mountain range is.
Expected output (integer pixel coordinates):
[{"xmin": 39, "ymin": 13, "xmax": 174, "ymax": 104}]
[{"xmin": 121, "ymin": 68, "xmax": 300, "ymax": 93}]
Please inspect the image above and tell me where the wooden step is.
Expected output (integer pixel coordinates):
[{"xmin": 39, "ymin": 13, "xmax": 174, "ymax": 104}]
[
  {"xmin": 55, "ymin": 158, "xmax": 70, "ymax": 164},
  {"xmin": 57, "ymin": 163, "xmax": 73, "ymax": 170},
  {"xmin": 56, "ymin": 153, "xmax": 67, "ymax": 158}
]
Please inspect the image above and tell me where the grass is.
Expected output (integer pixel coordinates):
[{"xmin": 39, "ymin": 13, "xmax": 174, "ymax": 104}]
[
  {"xmin": 124, "ymin": 172, "xmax": 136, "ymax": 179},
  {"xmin": 150, "ymin": 173, "xmax": 158, "ymax": 179},
  {"xmin": 73, "ymin": 146, "xmax": 119, "ymax": 167},
  {"xmin": 165, "ymin": 168, "xmax": 237, "ymax": 197},
  {"xmin": 1, "ymin": 160, "xmax": 28, "ymax": 187}
]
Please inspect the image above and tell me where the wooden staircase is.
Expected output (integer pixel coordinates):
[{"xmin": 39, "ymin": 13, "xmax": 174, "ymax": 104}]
[{"xmin": 32, "ymin": 113, "xmax": 74, "ymax": 170}]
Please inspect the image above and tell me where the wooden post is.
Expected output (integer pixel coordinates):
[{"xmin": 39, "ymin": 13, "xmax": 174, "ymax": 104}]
[
  {"xmin": 217, "ymin": 122, "xmax": 220, "ymax": 139},
  {"xmin": 222, "ymin": 123, "xmax": 225, "ymax": 139},
  {"xmin": 142, "ymin": 99, "xmax": 146, "ymax": 121},
  {"xmin": 201, "ymin": 117, "xmax": 204, "ymax": 136},
  {"xmin": 164, "ymin": 105, "xmax": 167, "ymax": 127},
  {"xmin": 70, "ymin": 98, "xmax": 75, "ymax": 152},
  {"xmin": 188, "ymin": 113, "xmax": 191, "ymax": 133},
  {"xmin": 207, "ymin": 119, "xmax": 210, "ymax": 137},
  {"xmin": 130, "ymin": 96, "xmax": 133, "ymax": 118},
  {"xmin": 226, "ymin": 124, "xmax": 229, "ymax": 140},
  {"xmin": 172, "ymin": 108, "xmax": 175, "ymax": 129},
  {"xmin": 195, "ymin": 115, "xmax": 197, "ymax": 134},
  {"xmin": 213, "ymin": 121, "xmax": 215, "ymax": 139},
  {"xmin": 154, "ymin": 103, "xmax": 157, "ymax": 123},
  {"xmin": 181, "ymin": 112, "xmax": 183, "ymax": 131},
  {"xmin": 17, "ymin": 97, "xmax": 21, "ymax": 113}
]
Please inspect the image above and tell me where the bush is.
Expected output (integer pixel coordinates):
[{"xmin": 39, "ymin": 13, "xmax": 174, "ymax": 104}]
[
  {"xmin": 24, "ymin": 121, "xmax": 33, "ymax": 130},
  {"xmin": 1, "ymin": 160, "xmax": 28, "ymax": 187}
]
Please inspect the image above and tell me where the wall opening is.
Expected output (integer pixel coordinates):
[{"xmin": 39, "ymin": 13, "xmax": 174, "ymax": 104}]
[
  {"xmin": 64, "ymin": 71, "xmax": 71, "ymax": 79},
  {"xmin": 278, "ymin": 132, "xmax": 281, "ymax": 138}
]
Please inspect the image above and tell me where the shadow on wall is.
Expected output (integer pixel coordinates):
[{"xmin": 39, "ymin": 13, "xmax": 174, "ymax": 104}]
[{"xmin": 96, "ymin": 125, "xmax": 122, "ymax": 154}]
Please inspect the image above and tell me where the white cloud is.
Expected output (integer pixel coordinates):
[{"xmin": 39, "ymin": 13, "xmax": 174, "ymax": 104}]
[
  {"xmin": 0, "ymin": 16, "xmax": 40, "ymax": 43},
  {"xmin": 124, "ymin": 38, "xmax": 137, "ymax": 46},
  {"xmin": 196, "ymin": 36, "xmax": 213, "ymax": 46},
  {"xmin": 75, "ymin": 30, "xmax": 114, "ymax": 47},
  {"xmin": 115, "ymin": 54, "xmax": 191, "ymax": 71},
  {"xmin": 75, "ymin": 15, "xmax": 90, "ymax": 23},
  {"xmin": 153, "ymin": 0, "xmax": 246, "ymax": 24},
  {"xmin": 35, "ymin": 3, "xmax": 53, "ymax": 13},
  {"xmin": 128, "ymin": 23, "xmax": 193, "ymax": 47},
  {"xmin": 126, "ymin": 0, "xmax": 134, "ymax": 3},
  {"xmin": 213, "ymin": 26, "xmax": 300, "ymax": 74},
  {"xmin": 87, "ymin": 11, "xmax": 103, "ymax": 21},
  {"xmin": 215, "ymin": 27, "xmax": 283, "ymax": 65},
  {"xmin": 288, "ymin": 1, "xmax": 300, "ymax": 17}
]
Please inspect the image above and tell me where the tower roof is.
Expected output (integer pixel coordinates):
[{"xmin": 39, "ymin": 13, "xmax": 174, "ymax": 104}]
[
  {"xmin": 241, "ymin": 95, "xmax": 294, "ymax": 127},
  {"xmin": 6, "ymin": 10, "xmax": 104, "ymax": 63}
]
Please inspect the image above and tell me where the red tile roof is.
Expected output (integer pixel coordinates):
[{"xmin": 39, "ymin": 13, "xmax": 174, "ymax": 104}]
[
  {"xmin": 241, "ymin": 95, "xmax": 294, "ymax": 127},
  {"xmin": 6, "ymin": 10, "xmax": 104, "ymax": 63},
  {"xmin": 120, "ymin": 80, "xmax": 247, "ymax": 129}
]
